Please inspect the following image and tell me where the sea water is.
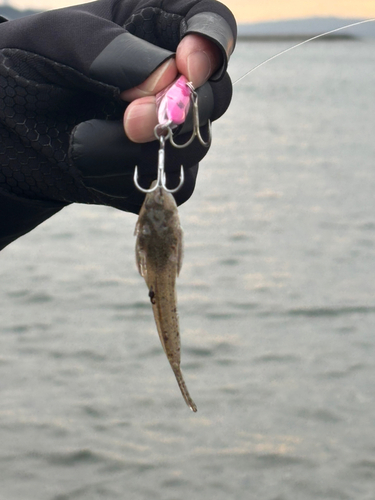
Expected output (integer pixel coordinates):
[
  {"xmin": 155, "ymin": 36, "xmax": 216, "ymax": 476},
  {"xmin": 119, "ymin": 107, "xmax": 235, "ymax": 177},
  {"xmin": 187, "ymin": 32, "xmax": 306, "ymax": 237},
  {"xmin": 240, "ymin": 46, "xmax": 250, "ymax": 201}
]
[{"xmin": 1, "ymin": 39, "xmax": 375, "ymax": 500}]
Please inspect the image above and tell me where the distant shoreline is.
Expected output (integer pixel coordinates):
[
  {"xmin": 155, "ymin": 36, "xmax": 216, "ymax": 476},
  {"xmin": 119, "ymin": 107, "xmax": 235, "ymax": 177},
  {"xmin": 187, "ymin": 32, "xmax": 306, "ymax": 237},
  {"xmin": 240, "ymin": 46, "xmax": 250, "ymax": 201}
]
[{"xmin": 237, "ymin": 34, "xmax": 357, "ymax": 42}]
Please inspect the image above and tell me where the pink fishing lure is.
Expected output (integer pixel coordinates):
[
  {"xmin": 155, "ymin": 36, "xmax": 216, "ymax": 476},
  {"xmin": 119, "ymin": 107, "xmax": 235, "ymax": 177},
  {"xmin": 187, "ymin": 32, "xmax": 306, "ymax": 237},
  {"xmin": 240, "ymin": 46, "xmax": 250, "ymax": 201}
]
[{"xmin": 156, "ymin": 75, "xmax": 192, "ymax": 127}]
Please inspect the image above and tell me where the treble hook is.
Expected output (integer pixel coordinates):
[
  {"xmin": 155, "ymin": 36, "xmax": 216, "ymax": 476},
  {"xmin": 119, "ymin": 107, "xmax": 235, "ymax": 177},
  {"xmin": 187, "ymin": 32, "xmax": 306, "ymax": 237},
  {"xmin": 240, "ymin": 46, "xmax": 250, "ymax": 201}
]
[
  {"xmin": 169, "ymin": 82, "xmax": 212, "ymax": 149},
  {"xmin": 133, "ymin": 132, "xmax": 184, "ymax": 194},
  {"xmin": 133, "ymin": 77, "xmax": 210, "ymax": 194}
]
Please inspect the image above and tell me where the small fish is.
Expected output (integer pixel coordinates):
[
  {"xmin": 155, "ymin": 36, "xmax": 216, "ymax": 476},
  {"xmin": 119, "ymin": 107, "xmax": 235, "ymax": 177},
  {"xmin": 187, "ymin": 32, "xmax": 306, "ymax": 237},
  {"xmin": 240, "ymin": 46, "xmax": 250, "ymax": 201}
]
[{"xmin": 135, "ymin": 183, "xmax": 197, "ymax": 412}]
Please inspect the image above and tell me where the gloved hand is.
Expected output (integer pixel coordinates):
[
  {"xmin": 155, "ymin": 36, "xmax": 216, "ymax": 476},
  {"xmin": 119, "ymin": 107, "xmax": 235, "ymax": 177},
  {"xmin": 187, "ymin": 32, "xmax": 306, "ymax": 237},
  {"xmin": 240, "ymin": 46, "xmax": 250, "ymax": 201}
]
[{"xmin": 0, "ymin": 0, "xmax": 237, "ymax": 250}]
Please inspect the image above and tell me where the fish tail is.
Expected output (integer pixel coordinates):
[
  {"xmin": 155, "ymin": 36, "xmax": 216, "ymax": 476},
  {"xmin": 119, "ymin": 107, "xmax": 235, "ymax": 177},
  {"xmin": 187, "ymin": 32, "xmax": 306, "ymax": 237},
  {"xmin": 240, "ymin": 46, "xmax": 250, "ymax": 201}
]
[{"xmin": 172, "ymin": 363, "xmax": 197, "ymax": 412}]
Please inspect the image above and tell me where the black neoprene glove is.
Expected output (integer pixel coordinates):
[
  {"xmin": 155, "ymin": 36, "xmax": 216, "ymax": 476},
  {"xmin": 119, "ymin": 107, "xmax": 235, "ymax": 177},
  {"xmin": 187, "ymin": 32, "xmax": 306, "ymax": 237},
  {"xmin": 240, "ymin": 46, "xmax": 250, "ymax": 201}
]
[{"xmin": 0, "ymin": 0, "xmax": 237, "ymax": 250}]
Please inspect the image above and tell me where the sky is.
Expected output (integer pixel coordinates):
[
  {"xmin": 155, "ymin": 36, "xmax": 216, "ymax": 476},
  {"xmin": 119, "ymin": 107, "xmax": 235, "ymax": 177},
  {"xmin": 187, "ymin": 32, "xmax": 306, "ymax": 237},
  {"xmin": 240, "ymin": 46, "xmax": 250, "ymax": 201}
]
[{"xmin": 4, "ymin": 0, "xmax": 375, "ymax": 23}]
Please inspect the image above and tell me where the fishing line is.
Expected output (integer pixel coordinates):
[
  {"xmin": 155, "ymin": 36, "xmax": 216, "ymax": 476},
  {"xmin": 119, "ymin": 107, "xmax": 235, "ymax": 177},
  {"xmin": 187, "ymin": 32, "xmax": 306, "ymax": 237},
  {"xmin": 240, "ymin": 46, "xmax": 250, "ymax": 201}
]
[{"xmin": 233, "ymin": 19, "xmax": 375, "ymax": 86}]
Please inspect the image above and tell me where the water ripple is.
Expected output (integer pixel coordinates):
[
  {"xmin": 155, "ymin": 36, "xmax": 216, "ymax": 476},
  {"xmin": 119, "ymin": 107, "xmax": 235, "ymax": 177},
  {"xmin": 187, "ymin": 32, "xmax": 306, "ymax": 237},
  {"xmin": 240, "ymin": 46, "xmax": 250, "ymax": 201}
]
[
  {"xmin": 49, "ymin": 349, "xmax": 107, "ymax": 363},
  {"xmin": 104, "ymin": 301, "xmax": 149, "ymax": 311},
  {"xmin": 27, "ymin": 292, "xmax": 54, "ymax": 304},
  {"xmin": 32, "ymin": 449, "xmax": 101, "ymax": 467},
  {"xmin": 351, "ymin": 459, "xmax": 375, "ymax": 479},
  {"xmin": 185, "ymin": 346, "xmax": 214, "ymax": 357},
  {"xmin": 286, "ymin": 305, "xmax": 375, "ymax": 317},
  {"xmin": 319, "ymin": 363, "xmax": 365, "ymax": 379},
  {"xmin": 253, "ymin": 452, "xmax": 311, "ymax": 468},
  {"xmin": 254, "ymin": 353, "xmax": 300, "ymax": 364},
  {"xmin": 297, "ymin": 407, "xmax": 342, "ymax": 424}
]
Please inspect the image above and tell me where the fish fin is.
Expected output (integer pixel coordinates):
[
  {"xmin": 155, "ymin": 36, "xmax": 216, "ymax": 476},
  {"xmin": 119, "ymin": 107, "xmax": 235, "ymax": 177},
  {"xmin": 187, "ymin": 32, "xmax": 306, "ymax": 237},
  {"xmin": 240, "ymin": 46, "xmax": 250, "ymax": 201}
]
[
  {"xmin": 135, "ymin": 220, "xmax": 146, "ymax": 277},
  {"xmin": 135, "ymin": 246, "xmax": 147, "ymax": 279},
  {"xmin": 134, "ymin": 220, "xmax": 139, "ymax": 237}
]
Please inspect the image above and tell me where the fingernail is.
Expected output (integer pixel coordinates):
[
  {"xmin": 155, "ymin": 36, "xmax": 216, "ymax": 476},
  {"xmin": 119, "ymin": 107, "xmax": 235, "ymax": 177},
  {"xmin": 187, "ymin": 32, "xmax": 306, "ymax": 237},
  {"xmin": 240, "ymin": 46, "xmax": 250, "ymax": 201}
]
[{"xmin": 187, "ymin": 51, "xmax": 211, "ymax": 88}]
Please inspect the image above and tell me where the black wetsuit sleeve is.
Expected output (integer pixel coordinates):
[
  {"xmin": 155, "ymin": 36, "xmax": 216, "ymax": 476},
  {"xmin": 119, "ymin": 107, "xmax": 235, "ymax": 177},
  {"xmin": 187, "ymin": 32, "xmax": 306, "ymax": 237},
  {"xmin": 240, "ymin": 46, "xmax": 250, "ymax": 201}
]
[
  {"xmin": 0, "ymin": 0, "xmax": 237, "ymax": 250},
  {"xmin": 0, "ymin": 190, "xmax": 65, "ymax": 251}
]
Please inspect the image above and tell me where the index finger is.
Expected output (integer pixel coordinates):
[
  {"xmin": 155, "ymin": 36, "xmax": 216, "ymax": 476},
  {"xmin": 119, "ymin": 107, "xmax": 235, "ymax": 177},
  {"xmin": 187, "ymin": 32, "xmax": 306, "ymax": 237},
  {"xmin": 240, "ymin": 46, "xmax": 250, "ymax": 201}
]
[{"xmin": 176, "ymin": 34, "xmax": 223, "ymax": 89}]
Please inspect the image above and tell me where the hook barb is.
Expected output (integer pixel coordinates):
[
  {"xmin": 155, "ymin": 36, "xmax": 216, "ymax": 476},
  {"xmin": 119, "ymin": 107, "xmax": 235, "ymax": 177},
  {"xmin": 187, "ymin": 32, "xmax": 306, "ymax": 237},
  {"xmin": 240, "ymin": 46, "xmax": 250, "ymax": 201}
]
[
  {"xmin": 133, "ymin": 166, "xmax": 159, "ymax": 194},
  {"xmin": 169, "ymin": 84, "xmax": 212, "ymax": 149},
  {"xmin": 162, "ymin": 165, "xmax": 184, "ymax": 194},
  {"xmin": 134, "ymin": 165, "xmax": 184, "ymax": 194}
]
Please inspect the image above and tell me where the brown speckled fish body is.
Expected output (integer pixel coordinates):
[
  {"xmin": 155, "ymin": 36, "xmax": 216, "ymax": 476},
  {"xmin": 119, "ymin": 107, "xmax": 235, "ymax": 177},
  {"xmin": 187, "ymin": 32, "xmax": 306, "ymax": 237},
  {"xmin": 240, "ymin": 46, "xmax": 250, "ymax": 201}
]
[{"xmin": 135, "ymin": 186, "xmax": 197, "ymax": 412}]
